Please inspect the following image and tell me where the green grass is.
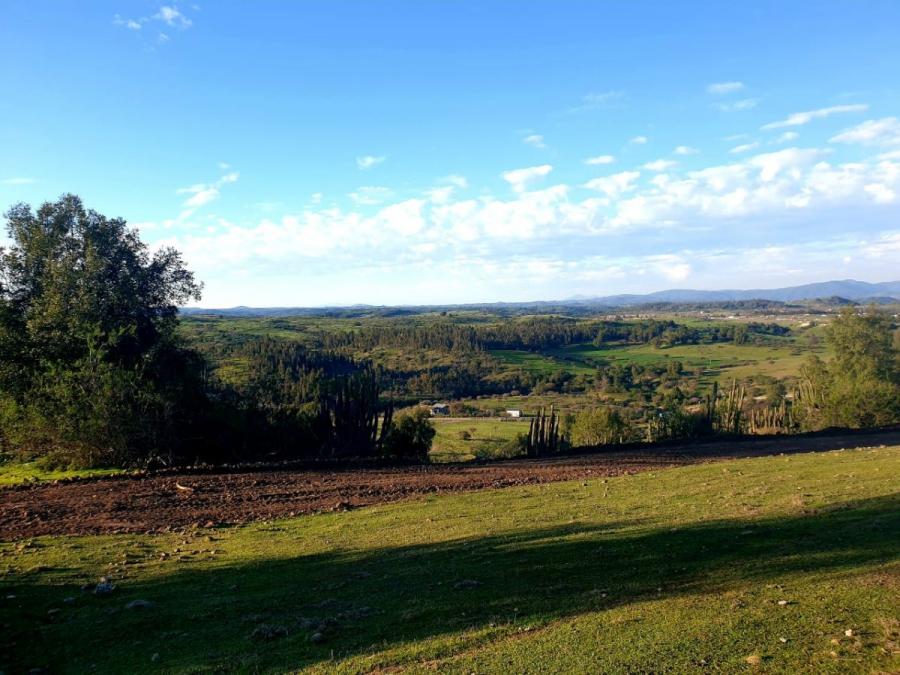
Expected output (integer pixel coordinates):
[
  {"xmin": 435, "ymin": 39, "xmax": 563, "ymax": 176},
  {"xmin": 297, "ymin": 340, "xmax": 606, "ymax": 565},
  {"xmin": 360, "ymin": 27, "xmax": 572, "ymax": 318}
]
[
  {"xmin": 430, "ymin": 417, "xmax": 530, "ymax": 462},
  {"xmin": 553, "ymin": 341, "xmax": 824, "ymax": 381},
  {"xmin": 0, "ymin": 460, "xmax": 124, "ymax": 486},
  {"xmin": 489, "ymin": 349, "xmax": 595, "ymax": 376},
  {"xmin": 2, "ymin": 447, "xmax": 898, "ymax": 673}
]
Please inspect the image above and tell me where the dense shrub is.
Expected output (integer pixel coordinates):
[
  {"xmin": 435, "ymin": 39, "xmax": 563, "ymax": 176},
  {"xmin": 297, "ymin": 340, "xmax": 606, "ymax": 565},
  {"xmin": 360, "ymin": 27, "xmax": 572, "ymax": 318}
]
[
  {"xmin": 569, "ymin": 408, "xmax": 628, "ymax": 446},
  {"xmin": 382, "ymin": 408, "xmax": 435, "ymax": 461}
]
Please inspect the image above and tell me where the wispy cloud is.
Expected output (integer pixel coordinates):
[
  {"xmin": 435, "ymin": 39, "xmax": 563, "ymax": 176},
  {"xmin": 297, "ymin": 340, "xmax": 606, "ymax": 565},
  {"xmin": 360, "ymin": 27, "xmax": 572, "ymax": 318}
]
[
  {"xmin": 522, "ymin": 133, "xmax": 547, "ymax": 149},
  {"xmin": 155, "ymin": 6, "xmax": 192, "ymax": 28},
  {"xmin": 565, "ymin": 91, "xmax": 625, "ymax": 114},
  {"xmin": 830, "ymin": 117, "xmax": 900, "ymax": 147},
  {"xmin": 584, "ymin": 154, "xmax": 616, "ymax": 165},
  {"xmin": 674, "ymin": 146, "xmax": 699, "ymax": 155},
  {"xmin": 643, "ymin": 159, "xmax": 677, "ymax": 172},
  {"xmin": 349, "ymin": 186, "xmax": 395, "ymax": 206},
  {"xmin": 715, "ymin": 98, "xmax": 759, "ymax": 112},
  {"xmin": 629, "ymin": 136, "xmax": 648, "ymax": 145},
  {"xmin": 356, "ymin": 155, "xmax": 386, "ymax": 170},
  {"xmin": 707, "ymin": 81, "xmax": 745, "ymax": 95},
  {"xmin": 113, "ymin": 5, "xmax": 193, "ymax": 44},
  {"xmin": 730, "ymin": 142, "xmax": 760, "ymax": 154},
  {"xmin": 175, "ymin": 169, "xmax": 239, "ymax": 218},
  {"xmin": 582, "ymin": 171, "xmax": 640, "ymax": 198},
  {"xmin": 774, "ymin": 131, "xmax": 799, "ymax": 145},
  {"xmin": 501, "ymin": 164, "xmax": 553, "ymax": 192},
  {"xmin": 1, "ymin": 177, "xmax": 35, "ymax": 185},
  {"xmin": 762, "ymin": 104, "xmax": 868, "ymax": 130}
]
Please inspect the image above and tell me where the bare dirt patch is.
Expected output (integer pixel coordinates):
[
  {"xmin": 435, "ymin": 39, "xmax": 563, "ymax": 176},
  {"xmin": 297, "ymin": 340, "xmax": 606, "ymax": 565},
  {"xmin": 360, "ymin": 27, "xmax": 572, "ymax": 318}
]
[{"xmin": 2, "ymin": 428, "xmax": 898, "ymax": 540}]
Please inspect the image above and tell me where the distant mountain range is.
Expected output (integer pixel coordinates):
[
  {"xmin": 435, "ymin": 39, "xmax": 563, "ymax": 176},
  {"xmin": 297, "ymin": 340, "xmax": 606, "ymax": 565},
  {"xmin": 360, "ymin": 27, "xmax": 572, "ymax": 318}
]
[
  {"xmin": 181, "ymin": 279, "xmax": 900, "ymax": 317},
  {"xmin": 569, "ymin": 279, "xmax": 900, "ymax": 306}
]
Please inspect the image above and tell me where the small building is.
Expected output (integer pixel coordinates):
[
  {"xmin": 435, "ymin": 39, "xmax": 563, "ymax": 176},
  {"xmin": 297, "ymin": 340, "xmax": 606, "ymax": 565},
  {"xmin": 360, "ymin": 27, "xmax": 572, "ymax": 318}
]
[
  {"xmin": 505, "ymin": 409, "xmax": 522, "ymax": 418},
  {"xmin": 430, "ymin": 403, "xmax": 451, "ymax": 416}
]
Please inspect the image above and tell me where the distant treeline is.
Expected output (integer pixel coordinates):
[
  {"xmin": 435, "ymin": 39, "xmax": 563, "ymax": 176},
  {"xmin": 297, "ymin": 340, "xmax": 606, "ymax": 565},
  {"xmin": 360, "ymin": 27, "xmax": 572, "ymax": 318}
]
[{"xmin": 319, "ymin": 317, "xmax": 790, "ymax": 354}]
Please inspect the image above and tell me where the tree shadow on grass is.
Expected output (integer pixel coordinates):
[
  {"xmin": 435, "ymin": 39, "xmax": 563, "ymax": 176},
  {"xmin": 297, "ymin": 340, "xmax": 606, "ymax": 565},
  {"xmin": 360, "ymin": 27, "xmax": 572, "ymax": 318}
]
[{"xmin": 3, "ymin": 493, "xmax": 899, "ymax": 673}]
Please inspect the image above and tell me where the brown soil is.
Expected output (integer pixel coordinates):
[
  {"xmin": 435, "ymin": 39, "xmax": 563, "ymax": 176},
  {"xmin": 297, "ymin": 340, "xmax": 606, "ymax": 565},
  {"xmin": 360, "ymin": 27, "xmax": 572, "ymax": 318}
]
[{"xmin": 2, "ymin": 428, "xmax": 898, "ymax": 541}]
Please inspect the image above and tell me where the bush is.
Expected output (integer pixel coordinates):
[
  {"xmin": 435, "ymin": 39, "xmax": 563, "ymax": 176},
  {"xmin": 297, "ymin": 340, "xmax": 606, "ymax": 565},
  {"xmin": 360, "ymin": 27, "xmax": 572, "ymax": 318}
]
[
  {"xmin": 570, "ymin": 408, "xmax": 628, "ymax": 447},
  {"xmin": 382, "ymin": 408, "xmax": 435, "ymax": 462}
]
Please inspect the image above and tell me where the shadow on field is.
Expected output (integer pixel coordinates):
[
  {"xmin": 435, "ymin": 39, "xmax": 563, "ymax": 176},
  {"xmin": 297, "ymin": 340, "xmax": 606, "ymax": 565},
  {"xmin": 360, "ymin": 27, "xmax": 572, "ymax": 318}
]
[{"xmin": 4, "ymin": 493, "xmax": 900, "ymax": 672}]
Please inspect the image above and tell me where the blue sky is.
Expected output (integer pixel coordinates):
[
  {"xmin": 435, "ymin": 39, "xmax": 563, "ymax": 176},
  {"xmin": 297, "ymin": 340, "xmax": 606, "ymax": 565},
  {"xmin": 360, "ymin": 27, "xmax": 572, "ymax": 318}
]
[{"xmin": 2, "ymin": 1, "xmax": 900, "ymax": 307}]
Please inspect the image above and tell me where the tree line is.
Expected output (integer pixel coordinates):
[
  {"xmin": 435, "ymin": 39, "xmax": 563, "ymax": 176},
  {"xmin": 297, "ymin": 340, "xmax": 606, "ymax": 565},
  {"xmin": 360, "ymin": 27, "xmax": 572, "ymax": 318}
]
[{"xmin": 0, "ymin": 197, "xmax": 432, "ymax": 469}]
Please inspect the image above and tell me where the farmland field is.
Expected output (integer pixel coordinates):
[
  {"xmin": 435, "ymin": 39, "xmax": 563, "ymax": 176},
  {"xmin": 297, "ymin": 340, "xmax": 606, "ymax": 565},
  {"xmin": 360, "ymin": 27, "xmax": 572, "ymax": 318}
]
[
  {"xmin": 430, "ymin": 417, "xmax": 531, "ymax": 462},
  {"xmin": 2, "ymin": 444, "xmax": 898, "ymax": 673}
]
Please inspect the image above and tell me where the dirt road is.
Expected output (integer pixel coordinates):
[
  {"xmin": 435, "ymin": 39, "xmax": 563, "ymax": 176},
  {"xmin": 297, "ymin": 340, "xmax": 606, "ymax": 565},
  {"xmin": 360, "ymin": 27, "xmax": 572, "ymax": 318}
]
[{"xmin": 2, "ymin": 428, "xmax": 898, "ymax": 540}]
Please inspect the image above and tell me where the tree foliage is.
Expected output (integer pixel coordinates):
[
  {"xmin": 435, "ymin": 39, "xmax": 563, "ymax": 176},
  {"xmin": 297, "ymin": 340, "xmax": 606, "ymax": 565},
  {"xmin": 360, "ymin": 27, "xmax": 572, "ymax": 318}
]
[
  {"xmin": 796, "ymin": 307, "xmax": 900, "ymax": 430},
  {"xmin": 0, "ymin": 195, "xmax": 203, "ymax": 466}
]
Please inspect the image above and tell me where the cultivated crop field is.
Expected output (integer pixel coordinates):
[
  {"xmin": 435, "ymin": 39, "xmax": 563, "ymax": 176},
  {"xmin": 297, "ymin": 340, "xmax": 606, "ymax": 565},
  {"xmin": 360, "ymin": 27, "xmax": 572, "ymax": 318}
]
[{"xmin": 2, "ymin": 443, "xmax": 898, "ymax": 673}]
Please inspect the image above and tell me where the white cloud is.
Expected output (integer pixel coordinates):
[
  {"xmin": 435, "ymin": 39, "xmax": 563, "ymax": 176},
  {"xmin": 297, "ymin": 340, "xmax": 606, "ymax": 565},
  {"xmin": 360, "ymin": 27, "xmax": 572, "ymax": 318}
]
[
  {"xmin": 114, "ymin": 5, "xmax": 192, "ymax": 40},
  {"xmin": 584, "ymin": 154, "xmax": 616, "ymax": 165},
  {"xmin": 715, "ymin": 98, "xmax": 759, "ymax": 112},
  {"xmin": 643, "ymin": 159, "xmax": 677, "ymax": 172},
  {"xmin": 178, "ymin": 184, "xmax": 220, "ymax": 208},
  {"xmin": 730, "ymin": 142, "xmax": 760, "ymax": 154},
  {"xmin": 1, "ymin": 177, "xmax": 35, "ymax": 185},
  {"xmin": 155, "ymin": 6, "xmax": 192, "ymax": 28},
  {"xmin": 349, "ymin": 186, "xmax": 394, "ymax": 205},
  {"xmin": 152, "ymin": 142, "xmax": 900, "ymax": 306},
  {"xmin": 649, "ymin": 254, "xmax": 692, "ymax": 282},
  {"xmin": 356, "ymin": 155, "xmax": 386, "ymax": 170},
  {"xmin": 762, "ymin": 104, "xmax": 868, "ymax": 130},
  {"xmin": 522, "ymin": 134, "xmax": 547, "ymax": 149},
  {"xmin": 440, "ymin": 174, "xmax": 469, "ymax": 189},
  {"xmin": 829, "ymin": 117, "xmax": 900, "ymax": 147},
  {"xmin": 674, "ymin": 146, "xmax": 699, "ymax": 155},
  {"xmin": 566, "ymin": 91, "xmax": 625, "ymax": 113},
  {"xmin": 707, "ymin": 81, "xmax": 744, "ymax": 95},
  {"xmin": 629, "ymin": 136, "xmax": 648, "ymax": 145},
  {"xmin": 774, "ymin": 131, "xmax": 799, "ymax": 145},
  {"xmin": 582, "ymin": 171, "xmax": 640, "ymax": 198},
  {"xmin": 175, "ymin": 169, "xmax": 240, "ymax": 214},
  {"xmin": 501, "ymin": 164, "xmax": 553, "ymax": 192}
]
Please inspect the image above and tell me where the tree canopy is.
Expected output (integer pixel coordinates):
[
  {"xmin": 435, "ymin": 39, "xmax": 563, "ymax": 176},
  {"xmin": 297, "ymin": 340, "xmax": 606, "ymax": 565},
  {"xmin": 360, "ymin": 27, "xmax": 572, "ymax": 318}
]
[{"xmin": 0, "ymin": 195, "xmax": 203, "ymax": 466}]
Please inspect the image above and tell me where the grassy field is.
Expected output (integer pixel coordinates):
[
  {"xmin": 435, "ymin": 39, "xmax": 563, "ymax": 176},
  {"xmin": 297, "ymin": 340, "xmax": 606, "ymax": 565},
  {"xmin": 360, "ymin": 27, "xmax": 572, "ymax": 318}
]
[
  {"xmin": 553, "ymin": 341, "xmax": 821, "ymax": 379},
  {"xmin": 430, "ymin": 417, "xmax": 531, "ymax": 462},
  {"xmin": 490, "ymin": 339, "xmax": 825, "ymax": 383},
  {"xmin": 2, "ymin": 446, "xmax": 898, "ymax": 673},
  {"xmin": 0, "ymin": 460, "xmax": 123, "ymax": 486}
]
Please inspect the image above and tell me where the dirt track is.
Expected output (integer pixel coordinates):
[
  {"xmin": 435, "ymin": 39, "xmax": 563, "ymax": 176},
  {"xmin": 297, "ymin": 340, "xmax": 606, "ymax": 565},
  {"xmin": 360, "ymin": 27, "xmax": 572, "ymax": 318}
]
[{"xmin": 2, "ymin": 428, "xmax": 899, "ymax": 541}]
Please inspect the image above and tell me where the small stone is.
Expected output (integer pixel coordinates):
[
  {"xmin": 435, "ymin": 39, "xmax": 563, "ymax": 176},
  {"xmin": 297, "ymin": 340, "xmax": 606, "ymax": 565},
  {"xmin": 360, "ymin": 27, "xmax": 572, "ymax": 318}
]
[
  {"xmin": 249, "ymin": 624, "xmax": 287, "ymax": 642},
  {"xmin": 779, "ymin": 637, "xmax": 788, "ymax": 643},
  {"xmin": 62, "ymin": 597, "xmax": 76, "ymax": 604},
  {"xmin": 150, "ymin": 653, "xmax": 160, "ymax": 663},
  {"xmin": 745, "ymin": 654, "xmax": 762, "ymax": 666},
  {"xmin": 844, "ymin": 628, "xmax": 853, "ymax": 637},
  {"xmin": 454, "ymin": 579, "xmax": 481, "ymax": 590},
  {"xmin": 310, "ymin": 631, "xmax": 325, "ymax": 644},
  {"xmin": 777, "ymin": 600, "xmax": 788, "ymax": 606},
  {"xmin": 94, "ymin": 580, "xmax": 115, "ymax": 595},
  {"xmin": 125, "ymin": 599, "xmax": 154, "ymax": 610}
]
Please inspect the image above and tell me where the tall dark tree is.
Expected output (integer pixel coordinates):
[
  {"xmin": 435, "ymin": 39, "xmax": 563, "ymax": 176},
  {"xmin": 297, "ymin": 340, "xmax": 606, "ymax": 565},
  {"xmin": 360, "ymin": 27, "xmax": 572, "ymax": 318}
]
[{"xmin": 0, "ymin": 195, "xmax": 203, "ymax": 466}]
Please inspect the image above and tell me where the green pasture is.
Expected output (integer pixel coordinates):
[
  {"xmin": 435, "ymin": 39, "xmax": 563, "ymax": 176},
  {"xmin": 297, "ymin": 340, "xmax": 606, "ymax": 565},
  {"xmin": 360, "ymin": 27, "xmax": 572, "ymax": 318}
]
[{"xmin": 2, "ymin": 446, "xmax": 898, "ymax": 673}]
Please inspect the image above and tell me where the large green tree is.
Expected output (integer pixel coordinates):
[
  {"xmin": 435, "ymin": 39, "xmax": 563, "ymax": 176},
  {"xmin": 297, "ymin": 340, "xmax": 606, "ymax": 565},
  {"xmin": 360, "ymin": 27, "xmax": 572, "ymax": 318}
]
[
  {"xmin": 0, "ymin": 195, "xmax": 203, "ymax": 467},
  {"xmin": 797, "ymin": 307, "xmax": 900, "ymax": 430}
]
